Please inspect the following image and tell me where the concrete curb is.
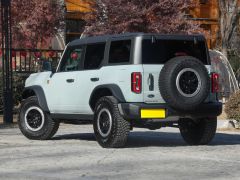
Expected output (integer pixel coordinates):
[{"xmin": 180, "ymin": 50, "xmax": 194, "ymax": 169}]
[
  {"xmin": 217, "ymin": 120, "xmax": 239, "ymax": 130},
  {"xmin": 217, "ymin": 120, "xmax": 230, "ymax": 129}
]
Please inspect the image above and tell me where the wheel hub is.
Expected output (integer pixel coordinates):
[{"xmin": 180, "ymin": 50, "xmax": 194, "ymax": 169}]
[
  {"xmin": 97, "ymin": 108, "xmax": 112, "ymax": 138},
  {"xmin": 24, "ymin": 106, "xmax": 45, "ymax": 132},
  {"xmin": 176, "ymin": 68, "xmax": 202, "ymax": 98}
]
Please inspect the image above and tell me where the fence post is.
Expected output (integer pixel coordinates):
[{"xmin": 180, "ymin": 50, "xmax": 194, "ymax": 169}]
[{"xmin": 1, "ymin": 0, "xmax": 13, "ymax": 124}]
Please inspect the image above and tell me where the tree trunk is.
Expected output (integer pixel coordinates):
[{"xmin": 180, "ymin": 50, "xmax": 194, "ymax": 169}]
[
  {"xmin": 221, "ymin": 42, "xmax": 228, "ymax": 57},
  {"xmin": 219, "ymin": 0, "xmax": 240, "ymax": 56}
]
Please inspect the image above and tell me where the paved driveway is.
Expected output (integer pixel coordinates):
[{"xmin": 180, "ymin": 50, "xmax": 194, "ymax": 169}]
[{"xmin": 0, "ymin": 124, "xmax": 240, "ymax": 180}]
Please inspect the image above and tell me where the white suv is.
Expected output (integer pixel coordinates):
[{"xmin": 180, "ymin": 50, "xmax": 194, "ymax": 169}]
[{"xmin": 18, "ymin": 33, "xmax": 222, "ymax": 148}]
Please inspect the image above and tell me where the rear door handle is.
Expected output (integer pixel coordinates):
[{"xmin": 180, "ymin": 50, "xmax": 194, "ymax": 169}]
[
  {"xmin": 148, "ymin": 74, "xmax": 154, "ymax": 91},
  {"xmin": 66, "ymin": 79, "xmax": 74, "ymax": 83},
  {"xmin": 91, "ymin": 78, "xmax": 99, "ymax": 82}
]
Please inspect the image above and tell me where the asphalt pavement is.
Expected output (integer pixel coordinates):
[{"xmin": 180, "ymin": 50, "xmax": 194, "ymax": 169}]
[{"xmin": 0, "ymin": 124, "xmax": 240, "ymax": 180}]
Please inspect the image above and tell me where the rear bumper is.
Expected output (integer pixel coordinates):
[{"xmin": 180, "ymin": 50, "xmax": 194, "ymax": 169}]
[{"xmin": 118, "ymin": 102, "xmax": 222, "ymax": 120}]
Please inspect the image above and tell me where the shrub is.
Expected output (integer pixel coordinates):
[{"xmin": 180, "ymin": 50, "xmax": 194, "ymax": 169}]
[
  {"xmin": 225, "ymin": 91, "xmax": 240, "ymax": 126},
  {"xmin": 12, "ymin": 73, "xmax": 27, "ymax": 107},
  {"xmin": 0, "ymin": 72, "xmax": 27, "ymax": 114}
]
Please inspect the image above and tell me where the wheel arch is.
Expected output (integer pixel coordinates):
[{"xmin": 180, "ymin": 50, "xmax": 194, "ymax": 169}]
[
  {"xmin": 89, "ymin": 84, "xmax": 126, "ymax": 111},
  {"xmin": 22, "ymin": 86, "xmax": 49, "ymax": 112}
]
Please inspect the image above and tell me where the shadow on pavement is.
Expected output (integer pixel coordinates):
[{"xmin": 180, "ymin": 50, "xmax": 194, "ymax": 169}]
[
  {"xmin": 53, "ymin": 133, "xmax": 96, "ymax": 141},
  {"xmin": 0, "ymin": 123, "xmax": 18, "ymax": 129},
  {"xmin": 212, "ymin": 132, "xmax": 240, "ymax": 146},
  {"xmin": 53, "ymin": 130, "xmax": 240, "ymax": 147}
]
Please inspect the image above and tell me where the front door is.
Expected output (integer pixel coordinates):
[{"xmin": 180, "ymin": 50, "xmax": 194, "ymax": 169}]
[{"xmin": 45, "ymin": 46, "xmax": 85, "ymax": 114}]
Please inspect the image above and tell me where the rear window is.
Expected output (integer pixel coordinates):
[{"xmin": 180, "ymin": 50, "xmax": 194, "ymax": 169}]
[
  {"xmin": 84, "ymin": 43, "xmax": 105, "ymax": 70},
  {"xmin": 142, "ymin": 39, "xmax": 209, "ymax": 65},
  {"xmin": 109, "ymin": 40, "xmax": 131, "ymax": 64}
]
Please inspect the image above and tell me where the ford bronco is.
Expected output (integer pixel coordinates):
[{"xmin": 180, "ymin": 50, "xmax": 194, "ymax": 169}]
[{"xmin": 18, "ymin": 33, "xmax": 222, "ymax": 148}]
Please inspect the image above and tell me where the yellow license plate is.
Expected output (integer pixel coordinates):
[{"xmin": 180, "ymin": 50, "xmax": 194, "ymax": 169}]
[{"xmin": 141, "ymin": 109, "xmax": 166, "ymax": 119}]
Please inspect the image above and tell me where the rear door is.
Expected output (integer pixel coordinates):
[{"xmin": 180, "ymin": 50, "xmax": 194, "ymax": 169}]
[
  {"xmin": 77, "ymin": 42, "xmax": 107, "ymax": 114},
  {"xmin": 142, "ymin": 39, "xmax": 166, "ymax": 103}
]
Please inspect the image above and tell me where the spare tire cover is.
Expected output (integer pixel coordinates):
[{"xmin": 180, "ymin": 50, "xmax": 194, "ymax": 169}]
[{"xmin": 159, "ymin": 56, "xmax": 210, "ymax": 111}]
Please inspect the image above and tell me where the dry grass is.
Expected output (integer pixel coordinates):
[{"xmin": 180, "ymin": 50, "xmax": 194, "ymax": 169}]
[
  {"xmin": 218, "ymin": 106, "xmax": 228, "ymax": 120},
  {"xmin": 218, "ymin": 115, "xmax": 227, "ymax": 120}
]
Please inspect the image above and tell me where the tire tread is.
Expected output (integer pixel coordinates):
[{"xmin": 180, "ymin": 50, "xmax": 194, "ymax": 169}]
[
  {"xmin": 18, "ymin": 96, "xmax": 59, "ymax": 140},
  {"xmin": 94, "ymin": 96, "xmax": 130, "ymax": 148}
]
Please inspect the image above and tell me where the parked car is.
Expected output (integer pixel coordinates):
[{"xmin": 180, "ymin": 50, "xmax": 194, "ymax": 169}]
[{"xmin": 18, "ymin": 33, "xmax": 222, "ymax": 148}]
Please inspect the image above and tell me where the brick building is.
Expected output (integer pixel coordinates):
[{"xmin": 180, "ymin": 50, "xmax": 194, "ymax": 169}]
[
  {"xmin": 189, "ymin": 0, "xmax": 219, "ymax": 48},
  {"xmin": 65, "ymin": 0, "xmax": 93, "ymax": 43}
]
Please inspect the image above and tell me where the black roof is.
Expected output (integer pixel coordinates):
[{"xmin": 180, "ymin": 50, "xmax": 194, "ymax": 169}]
[{"xmin": 68, "ymin": 33, "xmax": 206, "ymax": 47}]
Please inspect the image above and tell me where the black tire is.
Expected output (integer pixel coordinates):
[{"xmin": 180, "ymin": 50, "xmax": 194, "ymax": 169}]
[
  {"xmin": 18, "ymin": 96, "xmax": 59, "ymax": 140},
  {"xmin": 93, "ymin": 96, "xmax": 130, "ymax": 148},
  {"xmin": 159, "ymin": 56, "xmax": 210, "ymax": 111},
  {"xmin": 179, "ymin": 117, "xmax": 217, "ymax": 145}
]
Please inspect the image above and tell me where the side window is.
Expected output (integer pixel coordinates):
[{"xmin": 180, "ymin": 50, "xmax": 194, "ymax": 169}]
[
  {"xmin": 84, "ymin": 43, "xmax": 105, "ymax": 70},
  {"xmin": 109, "ymin": 40, "xmax": 131, "ymax": 64},
  {"xmin": 59, "ymin": 47, "xmax": 83, "ymax": 72}
]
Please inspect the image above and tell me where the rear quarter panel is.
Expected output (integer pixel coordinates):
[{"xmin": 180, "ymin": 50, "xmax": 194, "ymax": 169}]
[{"xmin": 100, "ymin": 65, "xmax": 144, "ymax": 102}]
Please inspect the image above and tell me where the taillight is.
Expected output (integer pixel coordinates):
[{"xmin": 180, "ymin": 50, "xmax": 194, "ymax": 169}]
[
  {"xmin": 131, "ymin": 72, "xmax": 142, "ymax": 94},
  {"xmin": 211, "ymin": 73, "xmax": 219, "ymax": 93}
]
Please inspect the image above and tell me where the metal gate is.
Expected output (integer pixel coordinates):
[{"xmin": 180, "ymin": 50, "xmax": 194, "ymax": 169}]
[{"xmin": 1, "ymin": 1, "xmax": 63, "ymax": 123}]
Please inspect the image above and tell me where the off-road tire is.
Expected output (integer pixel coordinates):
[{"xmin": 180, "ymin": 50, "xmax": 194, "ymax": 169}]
[
  {"xmin": 93, "ymin": 96, "xmax": 130, "ymax": 148},
  {"xmin": 18, "ymin": 96, "xmax": 59, "ymax": 140},
  {"xmin": 159, "ymin": 56, "xmax": 210, "ymax": 111},
  {"xmin": 179, "ymin": 117, "xmax": 217, "ymax": 145}
]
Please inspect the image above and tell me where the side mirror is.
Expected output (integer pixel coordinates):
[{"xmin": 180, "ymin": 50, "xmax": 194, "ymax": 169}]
[
  {"xmin": 42, "ymin": 61, "xmax": 52, "ymax": 72},
  {"xmin": 51, "ymin": 67, "xmax": 56, "ymax": 74},
  {"xmin": 42, "ymin": 61, "xmax": 57, "ymax": 74}
]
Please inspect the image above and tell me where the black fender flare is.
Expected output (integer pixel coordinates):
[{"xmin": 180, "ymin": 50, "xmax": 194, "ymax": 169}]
[
  {"xmin": 22, "ymin": 86, "xmax": 49, "ymax": 112},
  {"xmin": 89, "ymin": 84, "xmax": 126, "ymax": 110}
]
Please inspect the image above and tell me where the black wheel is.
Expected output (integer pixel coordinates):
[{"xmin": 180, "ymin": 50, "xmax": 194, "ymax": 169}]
[
  {"xmin": 159, "ymin": 56, "xmax": 210, "ymax": 111},
  {"xmin": 93, "ymin": 96, "xmax": 130, "ymax": 148},
  {"xmin": 18, "ymin": 96, "xmax": 59, "ymax": 140},
  {"xmin": 179, "ymin": 117, "xmax": 217, "ymax": 145}
]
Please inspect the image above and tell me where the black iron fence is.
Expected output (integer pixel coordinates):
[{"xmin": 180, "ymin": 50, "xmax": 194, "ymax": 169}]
[
  {"xmin": 0, "ymin": 48, "xmax": 63, "ymax": 114},
  {"xmin": 9, "ymin": 49, "xmax": 63, "ymax": 73}
]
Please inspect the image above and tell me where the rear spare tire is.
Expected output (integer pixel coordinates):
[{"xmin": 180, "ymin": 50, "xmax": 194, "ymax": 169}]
[{"xmin": 159, "ymin": 56, "xmax": 210, "ymax": 111}]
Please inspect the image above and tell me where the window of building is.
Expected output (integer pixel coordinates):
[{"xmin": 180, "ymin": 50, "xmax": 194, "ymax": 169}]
[
  {"xmin": 59, "ymin": 47, "xmax": 83, "ymax": 72},
  {"xmin": 84, "ymin": 43, "xmax": 106, "ymax": 70},
  {"xmin": 200, "ymin": 0, "xmax": 208, "ymax": 4},
  {"xmin": 109, "ymin": 40, "xmax": 131, "ymax": 64},
  {"xmin": 65, "ymin": 19, "xmax": 86, "ymax": 44}
]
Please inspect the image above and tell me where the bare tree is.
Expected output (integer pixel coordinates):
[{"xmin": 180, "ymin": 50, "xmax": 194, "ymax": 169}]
[{"xmin": 219, "ymin": 0, "xmax": 240, "ymax": 56}]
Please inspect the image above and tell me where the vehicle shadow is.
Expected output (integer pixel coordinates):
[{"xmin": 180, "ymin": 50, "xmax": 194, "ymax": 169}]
[
  {"xmin": 53, "ymin": 133, "xmax": 96, "ymax": 141},
  {"xmin": 126, "ymin": 131, "xmax": 240, "ymax": 148},
  {"xmin": 52, "ymin": 131, "xmax": 240, "ymax": 148}
]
